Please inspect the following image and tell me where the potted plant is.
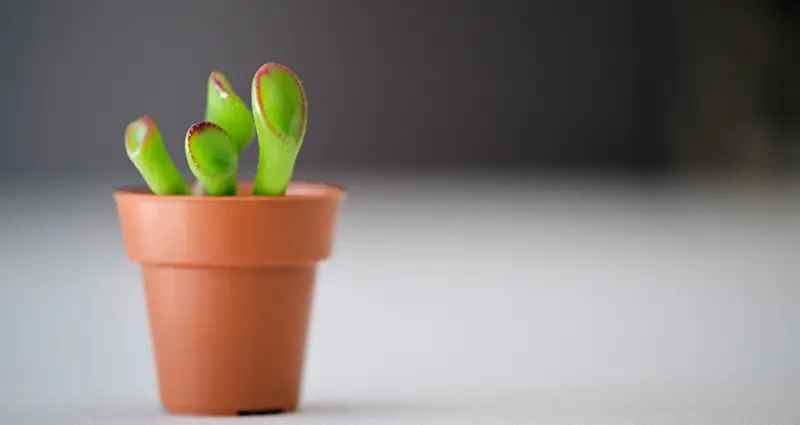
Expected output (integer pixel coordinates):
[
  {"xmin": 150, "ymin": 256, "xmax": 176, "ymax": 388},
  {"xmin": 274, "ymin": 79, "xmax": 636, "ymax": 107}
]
[{"xmin": 114, "ymin": 62, "xmax": 344, "ymax": 416}]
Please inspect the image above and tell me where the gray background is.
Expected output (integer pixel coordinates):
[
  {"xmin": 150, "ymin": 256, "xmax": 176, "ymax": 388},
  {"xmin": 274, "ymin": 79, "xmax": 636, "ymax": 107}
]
[
  {"xmin": 4, "ymin": 0, "xmax": 798, "ymax": 179},
  {"xmin": 1, "ymin": 0, "xmax": 671, "ymax": 178}
]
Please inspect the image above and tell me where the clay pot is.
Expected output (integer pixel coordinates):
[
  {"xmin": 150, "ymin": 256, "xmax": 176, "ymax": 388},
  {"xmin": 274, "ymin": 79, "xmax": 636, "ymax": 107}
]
[{"xmin": 114, "ymin": 181, "xmax": 344, "ymax": 416}]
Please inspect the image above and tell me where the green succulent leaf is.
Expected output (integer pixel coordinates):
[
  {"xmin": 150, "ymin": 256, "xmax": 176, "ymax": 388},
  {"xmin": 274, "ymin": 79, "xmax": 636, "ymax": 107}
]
[
  {"xmin": 205, "ymin": 71, "xmax": 255, "ymax": 154},
  {"xmin": 125, "ymin": 116, "xmax": 190, "ymax": 195},
  {"xmin": 185, "ymin": 121, "xmax": 239, "ymax": 196},
  {"xmin": 251, "ymin": 62, "xmax": 308, "ymax": 196}
]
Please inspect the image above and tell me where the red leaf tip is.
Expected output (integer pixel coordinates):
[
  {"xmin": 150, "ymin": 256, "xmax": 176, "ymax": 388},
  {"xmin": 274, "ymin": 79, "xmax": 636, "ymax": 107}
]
[
  {"xmin": 254, "ymin": 62, "xmax": 304, "ymax": 85},
  {"xmin": 126, "ymin": 115, "xmax": 155, "ymax": 152},
  {"xmin": 186, "ymin": 121, "xmax": 227, "ymax": 142},
  {"xmin": 209, "ymin": 72, "xmax": 231, "ymax": 94}
]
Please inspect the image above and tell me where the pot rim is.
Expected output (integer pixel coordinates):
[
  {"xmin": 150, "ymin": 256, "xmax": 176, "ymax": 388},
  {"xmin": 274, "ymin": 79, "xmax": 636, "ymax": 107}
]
[{"xmin": 114, "ymin": 180, "xmax": 346, "ymax": 202}]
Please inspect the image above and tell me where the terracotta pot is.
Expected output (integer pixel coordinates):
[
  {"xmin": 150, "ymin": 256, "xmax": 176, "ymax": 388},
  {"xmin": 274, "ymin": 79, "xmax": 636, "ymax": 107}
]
[{"xmin": 114, "ymin": 181, "xmax": 344, "ymax": 416}]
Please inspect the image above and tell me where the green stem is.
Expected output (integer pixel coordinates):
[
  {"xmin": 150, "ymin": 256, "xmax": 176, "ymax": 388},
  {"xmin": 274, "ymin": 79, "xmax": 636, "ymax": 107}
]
[
  {"xmin": 253, "ymin": 131, "xmax": 299, "ymax": 196},
  {"xmin": 125, "ymin": 116, "xmax": 190, "ymax": 195},
  {"xmin": 202, "ymin": 173, "xmax": 237, "ymax": 196}
]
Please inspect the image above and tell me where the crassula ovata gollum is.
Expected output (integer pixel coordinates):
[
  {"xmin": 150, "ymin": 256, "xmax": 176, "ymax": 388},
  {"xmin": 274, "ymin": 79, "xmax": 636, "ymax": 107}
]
[
  {"xmin": 125, "ymin": 62, "xmax": 308, "ymax": 197},
  {"xmin": 251, "ymin": 63, "xmax": 308, "ymax": 196},
  {"xmin": 205, "ymin": 71, "xmax": 255, "ymax": 154},
  {"xmin": 185, "ymin": 121, "xmax": 239, "ymax": 196},
  {"xmin": 125, "ymin": 116, "xmax": 191, "ymax": 195}
]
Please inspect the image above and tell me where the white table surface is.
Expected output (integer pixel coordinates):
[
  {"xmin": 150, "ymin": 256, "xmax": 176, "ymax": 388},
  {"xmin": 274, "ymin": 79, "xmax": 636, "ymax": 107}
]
[{"xmin": 1, "ymin": 171, "xmax": 798, "ymax": 425}]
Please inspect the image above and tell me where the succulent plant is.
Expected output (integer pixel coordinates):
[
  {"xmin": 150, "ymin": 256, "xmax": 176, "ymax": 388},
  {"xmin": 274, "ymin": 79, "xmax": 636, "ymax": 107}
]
[
  {"xmin": 185, "ymin": 121, "xmax": 239, "ymax": 196},
  {"xmin": 125, "ymin": 116, "xmax": 191, "ymax": 195},
  {"xmin": 205, "ymin": 72, "xmax": 255, "ymax": 154},
  {"xmin": 125, "ymin": 62, "xmax": 308, "ymax": 197},
  {"xmin": 251, "ymin": 63, "xmax": 308, "ymax": 196}
]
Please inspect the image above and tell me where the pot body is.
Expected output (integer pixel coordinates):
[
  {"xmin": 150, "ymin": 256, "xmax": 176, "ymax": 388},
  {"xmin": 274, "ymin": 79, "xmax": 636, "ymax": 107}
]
[
  {"xmin": 142, "ymin": 265, "xmax": 315, "ymax": 415},
  {"xmin": 114, "ymin": 181, "xmax": 344, "ymax": 415}
]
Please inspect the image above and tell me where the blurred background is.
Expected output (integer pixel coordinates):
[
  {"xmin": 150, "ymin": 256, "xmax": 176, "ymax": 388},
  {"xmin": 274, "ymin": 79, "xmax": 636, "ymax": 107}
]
[
  {"xmin": 1, "ymin": 0, "xmax": 799, "ymax": 422},
  {"xmin": 1, "ymin": 0, "xmax": 799, "ymax": 178}
]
